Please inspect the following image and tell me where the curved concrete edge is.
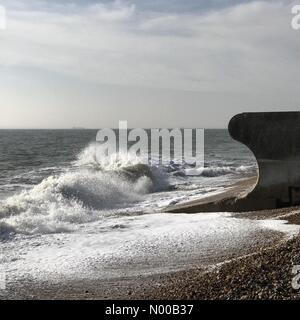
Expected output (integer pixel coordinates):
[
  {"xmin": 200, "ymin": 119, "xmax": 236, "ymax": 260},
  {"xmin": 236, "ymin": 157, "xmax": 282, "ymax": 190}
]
[
  {"xmin": 165, "ymin": 177, "xmax": 265, "ymax": 213},
  {"xmin": 228, "ymin": 112, "xmax": 300, "ymax": 210},
  {"xmin": 167, "ymin": 112, "xmax": 300, "ymax": 213}
]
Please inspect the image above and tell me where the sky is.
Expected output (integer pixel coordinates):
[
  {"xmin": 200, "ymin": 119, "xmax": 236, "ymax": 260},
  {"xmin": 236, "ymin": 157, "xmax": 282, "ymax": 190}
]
[{"xmin": 0, "ymin": 0, "xmax": 299, "ymax": 129}]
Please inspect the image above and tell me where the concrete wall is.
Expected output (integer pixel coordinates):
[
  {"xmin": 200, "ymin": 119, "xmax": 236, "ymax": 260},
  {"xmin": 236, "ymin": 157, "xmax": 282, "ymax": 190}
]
[{"xmin": 229, "ymin": 112, "xmax": 300, "ymax": 208}]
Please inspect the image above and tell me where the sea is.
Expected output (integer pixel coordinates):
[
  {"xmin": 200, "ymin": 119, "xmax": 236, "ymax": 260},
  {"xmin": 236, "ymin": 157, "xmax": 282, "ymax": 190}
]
[{"xmin": 0, "ymin": 129, "xmax": 297, "ymax": 288}]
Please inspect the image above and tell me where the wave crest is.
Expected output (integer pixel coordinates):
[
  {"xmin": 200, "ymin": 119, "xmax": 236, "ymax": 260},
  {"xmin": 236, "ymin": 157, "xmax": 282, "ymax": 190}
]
[
  {"xmin": 0, "ymin": 143, "xmax": 254, "ymax": 236},
  {"xmin": 0, "ymin": 162, "xmax": 169, "ymax": 235}
]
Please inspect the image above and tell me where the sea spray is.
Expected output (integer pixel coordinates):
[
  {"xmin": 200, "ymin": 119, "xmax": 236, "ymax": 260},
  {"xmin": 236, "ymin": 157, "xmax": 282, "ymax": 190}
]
[
  {"xmin": 0, "ymin": 138, "xmax": 256, "ymax": 236},
  {"xmin": 0, "ymin": 162, "xmax": 169, "ymax": 235}
]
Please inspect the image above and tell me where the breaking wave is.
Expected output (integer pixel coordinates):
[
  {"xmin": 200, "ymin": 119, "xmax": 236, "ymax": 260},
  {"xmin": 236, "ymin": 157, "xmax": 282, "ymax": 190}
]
[
  {"xmin": 0, "ymin": 143, "xmax": 254, "ymax": 236},
  {"xmin": 0, "ymin": 144, "xmax": 170, "ymax": 235},
  {"xmin": 200, "ymin": 165, "xmax": 251, "ymax": 177},
  {"xmin": 74, "ymin": 142, "xmax": 254, "ymax": 178},
  {"xmin": 0, "ymin": 168, "xmax": 168, "ymax": 235}
]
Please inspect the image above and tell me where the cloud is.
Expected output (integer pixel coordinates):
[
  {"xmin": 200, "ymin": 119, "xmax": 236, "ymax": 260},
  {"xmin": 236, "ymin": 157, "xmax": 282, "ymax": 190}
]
[
  {"xmin": 88, "ymin": 1, "xmax": 136, "ymax": 21},
  {"xmin": 0, "ymin": 0, "xmax": 299, "ymax": 95}
]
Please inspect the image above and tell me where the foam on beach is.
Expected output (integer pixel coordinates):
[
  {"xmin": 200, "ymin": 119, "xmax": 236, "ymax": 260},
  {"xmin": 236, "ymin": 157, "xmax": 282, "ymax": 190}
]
[
  {"xmin": 2, "ymin": 211, "xmax": 298, "ymax": 285},
  {"xmin": 0, "ymin": 142, "xmax": 256, "ymax": 236},
  {"xmin": 259, "ymin": 218, "xmax": 300, "ymax": 237},
  {"xmin": 0, "ymin": 137, "xmax": 263, "ymax": 289}
]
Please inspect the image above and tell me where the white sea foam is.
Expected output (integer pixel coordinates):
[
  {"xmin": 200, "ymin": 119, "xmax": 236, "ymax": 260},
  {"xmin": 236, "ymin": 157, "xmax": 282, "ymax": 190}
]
[
  {"xmin": 0, "ymin": 144, "xmax": 255, "ymax": 237},
  {"xmin": 2, "ymin": 212, "xmax": 299, "ymax": 284},
  {"xmin": 0, "ymin": 167, "xmax": 162, "ymax": 235},
  {"xmin": 0, "ymin": 143, "xmax": 255, "ymax": 237},
  {"xmin": 75, "ymin": 142, "xmax": 147, "ymax": 170},
  {"xmin": 75, "ymin": 143, "xmax": 254, "ymax": 177},
  {"xmin": 200, "ymin": 165, "xmax": 251, "ymax": 177},
  {"xmin": 259, "ymin": 218, "xmax": 300, "ymax": 237},
  {"xmin": 0, "ymin": 131, "xmax": 265, "ymax": 289}
]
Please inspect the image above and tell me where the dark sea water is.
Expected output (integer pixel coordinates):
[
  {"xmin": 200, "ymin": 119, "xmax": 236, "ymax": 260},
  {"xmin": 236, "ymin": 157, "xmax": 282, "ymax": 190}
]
[
  {"xmin": 0, "ymin": 130, "xmax": 97, "ymax": 197},
  {"xmin": 0, "ymin": 129, "xmax": 256, "ymax": 198}
]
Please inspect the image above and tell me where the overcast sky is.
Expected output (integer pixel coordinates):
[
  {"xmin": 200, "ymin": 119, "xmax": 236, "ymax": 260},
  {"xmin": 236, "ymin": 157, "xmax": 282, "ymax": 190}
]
[{"xmin": 0, "ymin": 0, "xmax": 299, "ymax": 128}]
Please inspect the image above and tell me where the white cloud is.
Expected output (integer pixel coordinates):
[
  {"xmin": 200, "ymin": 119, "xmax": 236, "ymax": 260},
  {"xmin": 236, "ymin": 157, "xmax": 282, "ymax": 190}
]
[
  {"xmin": 89, "ymin": 0, "xmax": 136, "ymax": 21},
  {"xmin": 0, "ymin": 0, "xmax": 299, "ymax": 94}
]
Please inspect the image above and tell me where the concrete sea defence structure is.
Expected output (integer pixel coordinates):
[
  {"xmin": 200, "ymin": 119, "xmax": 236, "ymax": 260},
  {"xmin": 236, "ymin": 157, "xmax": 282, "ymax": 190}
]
[
  {"xmin": 167, "ymin": 112, "xmax": 300, "ymax": 213},
  {"xmin": 229, "ymin": 112, "xmax": 300, "ymax": 209}
]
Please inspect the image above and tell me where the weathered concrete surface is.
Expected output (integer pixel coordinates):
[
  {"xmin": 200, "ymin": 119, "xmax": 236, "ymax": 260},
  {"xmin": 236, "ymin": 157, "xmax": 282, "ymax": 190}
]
[
  {"xmin": 229, "ymin": 112, "xmax": 300, "ymax": 209},
  {"xmin": 167, "ymin": 112, "xmax": 300, "ymax": 213}
]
